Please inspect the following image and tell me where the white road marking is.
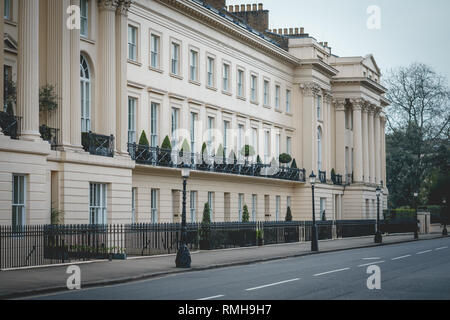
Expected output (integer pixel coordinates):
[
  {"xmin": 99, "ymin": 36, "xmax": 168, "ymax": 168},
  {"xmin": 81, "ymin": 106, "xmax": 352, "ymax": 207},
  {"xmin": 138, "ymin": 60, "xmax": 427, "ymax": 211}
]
[
  {"xmin": 435, "ymin": 246, "xmax": 448, "ymax": 251},
  {"xmin": 358, "ymin": 261, "xmax": 385, "ymax": 267},
  {"xmin": 417, "ymin": 250, "xmax": 432, "ymax": 255},
  {"xmin": 313, "ymin": 268, "xmax": 350, "ymax": 277},
  {"xmin": 362, "ymin": 257, "xmax": 381, "ymax": 260},
  {"xmin": 197, "ymin": 295, "xmax": 225, "ymax": 300},
  {"xmin": 245, "ymin": 278, "xmax": 300, "ymax": 291},
  {"xmin": 391, "ymin": 254, "xmax": 411, "ymax": 260}
]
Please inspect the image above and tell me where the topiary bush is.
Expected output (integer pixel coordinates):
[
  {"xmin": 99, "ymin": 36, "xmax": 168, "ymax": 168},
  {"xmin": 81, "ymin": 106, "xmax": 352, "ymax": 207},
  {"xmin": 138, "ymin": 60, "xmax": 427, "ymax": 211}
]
[
  {"xmin": 291, "ymin": 158, "xmax": 298, "ymax": 169},
  {"xmin": 279, "ymin": 153, "xmax": 292, "ymax": 164},
  {"xmin": 138, "ymin": 130, "xmax": 149, "ymax": 146},
  {"xmin": 242, "ymin": 204, "xmax": 249, "ymax": 222},
  {"xmin": 161, "ymin": 135, "xmax": 172, "ymax": 150},
  {"xmin": 199, "ymin": 203, "xmax": 211, "ymax": 250},
  {"xmin": 39, "ymin": 84, "xmax": 59, "ymax": 112},
  {"xmin": 285, "ymin": 206, "xmax": 292, "ymax": 221}
]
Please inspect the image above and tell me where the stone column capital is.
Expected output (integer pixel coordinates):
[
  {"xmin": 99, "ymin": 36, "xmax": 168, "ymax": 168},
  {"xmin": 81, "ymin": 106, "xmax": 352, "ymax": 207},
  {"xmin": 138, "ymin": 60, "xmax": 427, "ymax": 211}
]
[
  {"xmin": 300, "ymin": 82, "xmax": 321, "ymax": 97},
  {"xmin": 333, "ymin": 98, "xmax": 346, "ymax": 111},
  {"xmin": 349, "ymin": 98, "xmax": 365, "ymax": 110},
  {"xmin": 116, "ymin": 0, "xmax": 132, "ymax": 16},
  {"xmin": 323, "ymin": 90, "xmax": 333, "ymax": 103},
  {"xmin": 98, "ymin": 0, "xmax": 118, "ymax": 11}
]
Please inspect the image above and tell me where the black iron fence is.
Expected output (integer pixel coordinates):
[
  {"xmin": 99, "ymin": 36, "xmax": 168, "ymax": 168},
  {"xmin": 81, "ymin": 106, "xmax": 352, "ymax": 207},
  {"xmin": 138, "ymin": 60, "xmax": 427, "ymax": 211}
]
[
  {"xmin": 128, "ymin": 143, "xmax": 306, "ymax": 182},
  {"xmin": 319, "ymin": 171, "xmax": 327, "ymax": 183},
  {"xmin": 82, "ymin": 131, "xmax": 115, "ymax": 157},
  {"xmin": 0, "ymin": 111, "xmax": 21, "ymax": 139},
  {"xmin": 0, "ymin": 220, "xmax": 417, "ymax": 269}
]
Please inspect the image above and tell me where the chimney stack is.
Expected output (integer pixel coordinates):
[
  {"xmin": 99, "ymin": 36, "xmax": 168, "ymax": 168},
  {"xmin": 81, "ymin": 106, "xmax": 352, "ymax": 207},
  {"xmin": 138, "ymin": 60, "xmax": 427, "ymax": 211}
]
[
  {"xmin": 295, "ymin": 27, "xmax": 299, "ymax": 34},
  {"xmin": 252, "ymin": 4, "xmax": 257, "ymax": 11},
  {"xmin": 258, "ymin": 3, "xmax": 263, "ymax": 11},
  {"xmin": 300, "ymin": 27, "xmax": 304, "ymax": 34},
  {"xmin": 240, "ymin": 4, "xmax": 245, "ymax": 11},
  {"xmin": 246, "ymin": 4, "xmax": 251, "ymax": 11},
  {"xmin": 324, "ymin": 42, "xmax": 328, "ymax": 47}
]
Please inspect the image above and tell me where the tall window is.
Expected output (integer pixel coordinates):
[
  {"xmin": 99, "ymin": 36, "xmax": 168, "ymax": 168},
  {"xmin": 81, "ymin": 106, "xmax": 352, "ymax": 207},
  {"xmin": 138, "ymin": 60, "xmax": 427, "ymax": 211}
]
[
  {"xmin": 128, "ymin": 97, "xmax": 136, "ymax": 145},
  {"xmin": 286, "ymin": 137, "xmax": 292, "ymax": 155},
  {"xmin": 150, "ymin": 103, "xmax": 158, "ymax": 147},
  {"xmin": 264, "ymin": 130, "xmax": 270, "ymax": 164},
  {"xmin": 89, "ymin": 183, "xmax": 107, "ymax": 225},
  {"xmin": 171, "ymin": 42, "xmax": 180, "ymax": 75},
  {"xmin": 80, "ymin": 55, "xmax": 91, "ymax": 133},
  {"xmin": 190, "ymin": 191, "xmax": 197, "ymax": 222},
  {"xmin": 128, "ymin": 25, "xmax": 137, "ymax": 61},
  {"xmin": 251, "ymin": 128, "xmax": 258, "ymax": 162},
  {"xmin": 223, "ymin": 120, "xmax": 229, "ymax": 158},
  {"xmin": 223, "ymin": 64, "xmax": 230, "ymax": 92},
  {"xmin": 317, "ymin": 95, "xmax": 322, "ymax": 120},
  {"xmin": 189, "ymin": 50, "xmax": 198, "ymax": 82},
  {"xmin": 131, "ymin": 188, "xmax": 136, "ymax": 224},
  {"xmin": 238, "ymin": 124, "xmax": 244, "ymax": 159},
  {"xmin": 150, "ymin": 34, "xmax": 160, "ymax": 69},
  {"xmin": 207, "ymin": 57, "xmax": 215, "ymax": 87},
  {"xmin": 275, "ymin": 85, "xmax": 280, "ymax": 109},
  {"xmin": 171, "ymin": 108, "xmax": 179, "ymax": 147},
  {"xmin": 207, "ymin": 117, "xmax": 214, "ymax": 156},
  {"xmin": 286, "ymin": 90, "xmax": 291, "ymax": 113},
  {"xmin": 317, "ymin": 127, "xmax": 322, "ymax": 171},
  {"xmin": 238, "ymin": 193, "xmax": 244, "ymax": 222},
  {"xmin": 208, "ymin": 192, "xmax": 214, "ymax": 221},
  {"xmin": 12, "ymin": 175, "xmax": 25, "ymax": 227},
  {"xmin": 190, "ymin": 112, "xmax": 197, "ymax": 152},
  {"xmin": 275, "ymin": 195, "xmax": 280, "ymax": 221},
  {"xmin": 275, "ymin": 133, "xmax": 280, "ymax": 161},
  {"xmin": 237, "ymin": 69, "xmax": 244, "ymax": 97},
  {"xmin": 320, "ymin": 198, "xmax": 326, "ymax": 220},
  {"xmin": 151, "ymin": 189, "xmax": 158, "ymax": 223},
  {"xmin": 263, "ymin": 80, "xmax": 269, "ymax": 106},
  {"xmin": 287, "ymin": 196, "xmax": 291, "ymax": 210},
  {"xmin": 250, "ymin": 75, "xmax": 257, "ymax": 102},
  {"xmin": 4, "ymin": 0, "xmax": 11, "ymax": 20},
  {"xmin": 252, "ymin": 194, "xmax": 257, "ymax": 221},
  {"xmin": 80, "ymin": 0, "xmax": 88, "ymax": 37}
]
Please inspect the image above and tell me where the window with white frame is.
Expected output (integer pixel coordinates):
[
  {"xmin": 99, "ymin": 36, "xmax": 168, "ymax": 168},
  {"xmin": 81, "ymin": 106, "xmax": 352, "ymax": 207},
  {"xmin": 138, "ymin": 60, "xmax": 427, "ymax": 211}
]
[
  {"xmin": 171, "ymin": 42, "xmax": 180, "ymax": 75},
  {"xmin": 12, "ymin": 175, "xmax": 26, "ymax": 227},
  {"xmin": 151, "ymin": 189, "xmax": 158, "ymax": 223},
  {"xmin": 286, "ymin": 136, "xmax": 292, "ymax": 155},
  {"xmin": 4, "ymin": 0, "xmax": 12, "ymax": 20},
  {"xmin": 320, "ymin": 197, "xmax": 326, "ymax": 220},
  {"xmin": 275, "ymin": 133, "xmax": 280, "ymax": 161},
  {"xmin": 275, "ymin": 195, "xmax": 280, "ymax": 221},
  {"xmin": 264, "ymin": 130, "xmax": 270, "ymax": 164},
  {"xmin": 286, "ymin": 89, "xmax": 291, "ymax": 113},
  {"xmin": 317, "ymin": 95, "xmax": 322, "ymax": 120},
  {"xmin": 127, "ymin": 97, "xmax": 136, "ymax": 145},
  {"xmin": 317, "ymin": 126, "xmax": 322, "ymax": 171},
  {"xmin": 189, "ymin": 50, "xmax": 198, "ymax": 82},
  {"xmin": 190, "ymin": 112, "xmax": 197, "ymax": 153},
  {"xmin": 208, "ymin": 191, "xmax": 214, "ymax": 221},
  {"xmin": 131, "ymin": 188, "xmax": 136, "ymax": 224},
  {"xmin": 80, "ymin": 0, "xmax": 88, "ymax": 37},
  {"xmin": 287, "ymin": 196, "xmax": 291, "ymax": 210},
  {"xmin": 275, "ymin": 85, "xmax": 280, "ymax": 109},
  {"xmin": 263, "ymin": 80, "xmax": 269, "ymax": 106},
  {"xmin": 238, "ymin": 124, "xmax": 244, "ymax": 159},
  {"xmin": 223, "ymin": 120, "xmax": 229, "ymax": 158},
  {"xmin": 207, "ymin": 56, "xmax": 215, "ymax": 87},
  {"xmin": 80, "ymin": 55, "xmax": 91, "ymax": 133},
  {"xmin": 252, "ymin": 194, "xmax": 257, "ymax": 221},
  {"xmin": 207, "ymin": 116, "xmax": 214, "ymax": 156},
  {"xmin": 128, "ymin": 25, "xmax": 137, "ymax": 61},
  {"xmin": 171, "ymin": 107, "xmax": 179, "ymax": 147},
  {"xmin": 238, "ymin": 193, "xmax": 244, "ymax": 222},
  {"xmin": 237, "ymin": 69, "xmax": 244, "ymax": 97},
  {"xmin": 251, "ymin": 127, "xmax": 258, "ymax": 162},
  {"xmin": 250, "ymin": 74, "xmax": 257, "ymax": 102},
  {"xmin": 190, "ymin": 191, "xmax": 197, "ymax": 222},
  {"xmin": 223, "ymin": 63, "xmax": 230, "ymax": 92},
  {"xmin": 150, "ymin": 34, "xmax": 160, "ymax": 69},
  {"xmin": 150, "ymin": 102, "xmax": 158, "ymax": 147},
  {"xmin": 89, "ymin": 183, "xmax": 107, "ymax": 225}
]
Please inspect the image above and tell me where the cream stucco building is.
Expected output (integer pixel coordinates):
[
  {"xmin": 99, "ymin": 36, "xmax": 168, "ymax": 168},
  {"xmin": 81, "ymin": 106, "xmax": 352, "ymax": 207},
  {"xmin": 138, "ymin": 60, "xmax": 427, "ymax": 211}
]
[{"xmin": 0, "ymin": 0, "xmax": 388, "ymax": 226}]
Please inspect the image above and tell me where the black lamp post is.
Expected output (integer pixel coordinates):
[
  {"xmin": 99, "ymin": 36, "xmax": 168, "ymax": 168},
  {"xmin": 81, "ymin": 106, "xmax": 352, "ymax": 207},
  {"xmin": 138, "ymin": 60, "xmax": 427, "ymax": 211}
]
[
  {"xmin": 442, "ymin": 199, "xmax": 448, "ymax": 236},
  {"xmin": 414, "ymin": 192, "xmax": 419, "ymax": 240},
  {"xmin": 310, "ymin": 171, "xmax": 318, "ymax": 252},
  {"xmin": 175, "ymin": 164, "xmax": 192, "ymax": 268},
  {"xmin": 374, "ymin": 186, "xmax": 382, "ymax": 243}
]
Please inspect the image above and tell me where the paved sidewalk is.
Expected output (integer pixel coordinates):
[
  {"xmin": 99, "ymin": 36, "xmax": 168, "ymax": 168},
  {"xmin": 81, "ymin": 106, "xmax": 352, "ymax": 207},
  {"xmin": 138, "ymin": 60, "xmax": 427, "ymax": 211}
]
[{"xmin": 0, "ymin": 232, "xmax": 443, "ymax": 299}]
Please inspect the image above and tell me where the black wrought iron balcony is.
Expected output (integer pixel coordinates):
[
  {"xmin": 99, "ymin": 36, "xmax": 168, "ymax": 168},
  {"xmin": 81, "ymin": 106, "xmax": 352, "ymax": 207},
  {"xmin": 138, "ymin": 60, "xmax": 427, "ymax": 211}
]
[
  {"xmin": 334, "ymin": 174, "xmax": 343, "ymax": 185},
  {"xmin": 39, "ymin": 125, "xmax": 59, "ymax": 150},
  {"xmin": 319, "ymin": 170, "xmax": 327, "ymax": 183},
  {"xmin": 82, "ymin": 131, "xmax": 114, "ymax": 157},
  {"xmin": 0, "ymin": 111, "xmax": 21, "ymax": 139},
  {"xmin": 128, "ymin": 143, "xmax": 306, "ymax": 183},
  {"xmin": 346, "ymin": 172, "xmax": 353, "ymax": 185}
]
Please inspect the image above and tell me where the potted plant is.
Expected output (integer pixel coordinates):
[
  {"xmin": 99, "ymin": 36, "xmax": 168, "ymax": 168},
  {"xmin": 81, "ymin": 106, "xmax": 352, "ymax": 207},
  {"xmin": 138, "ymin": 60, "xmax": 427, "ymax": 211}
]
[
  {"xmin": 331, "ymin": 168, "xmax": 336, "ymax": 184},
  {"xmin": 199, "ymin": 203, "xmax": 211, "ymax": 250},
  {"xmin": 136, "ymin": 130, "xmax": 150, "ymax": 162},
  {"xmin": 291, "ymin": 158, "xmax": 298, "ymax": 169},
  {"xmin": 39, "ymin": 84, "xmax": 59, "ymax": 112},
  {"xmin": 279, "ymin": 153, "xmax": 292, "ymax": 166},
  {"xmin": 240, "ymin": 144, "xmax": 255, "ymax": 164},
  {"xmin": 242, "ymin": 204, "xmax": 250, "ymax": 222},
  {"xmin": 159, "ymin": 135, "xmax": 172, "ymax": 165}
]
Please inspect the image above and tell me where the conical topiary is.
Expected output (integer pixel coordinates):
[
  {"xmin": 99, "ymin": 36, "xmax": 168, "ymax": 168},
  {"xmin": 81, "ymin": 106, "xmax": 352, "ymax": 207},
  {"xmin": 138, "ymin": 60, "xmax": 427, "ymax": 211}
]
[
  {"xmin": 161, "ymin": 135, "xmax": 172, "ymax": 150},
  {"xmin": 200, "ymin": 203, "xmax": 211, "ymax": 246},
  {"xmin": 179, "ymin": 138, "xmax": 191, "ymax": 158},
  {"xmin": 215, "ymin": 144, "xmax": 224, "ymax": 163},
  {"xmin": 138, "ymin": 130, "xmax": 149, "ymax": 146},
  {"xmin": 256, "ymin": 155, "xmax": 262, "ymax": 164},
  {"xmin": 285, "ymin": 206, "xmax": 292, "ymax": 221},
  {"xmin": 291, "ymin": 158, "xmax": 298, "ymax": 169},
  {"xmin": 242, "ymin": 204, "xmax": 250, "ymax": 222}
]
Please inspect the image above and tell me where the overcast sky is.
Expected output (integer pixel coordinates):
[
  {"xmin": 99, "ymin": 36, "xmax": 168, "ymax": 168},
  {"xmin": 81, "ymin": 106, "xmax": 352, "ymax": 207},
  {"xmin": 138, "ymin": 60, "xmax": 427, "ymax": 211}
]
[{"xmin": 226, "ymin": 0, "xmax": 450, "ymax": 82}]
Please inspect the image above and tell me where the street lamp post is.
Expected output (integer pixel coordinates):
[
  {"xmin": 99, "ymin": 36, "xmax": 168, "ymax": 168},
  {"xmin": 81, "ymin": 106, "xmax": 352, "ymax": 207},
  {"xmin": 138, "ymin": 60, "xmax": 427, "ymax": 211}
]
[
  {"xmin": 374, "ymin": 186, "xmax": 382, "ymax": 243},
  {"xmin": 443, "ymin": 199, "xmax": 448, "ymax": 236},
  {"xmin": 414, "ymin": 192, "xmax": 419, "ymax": 240},
  {"xmin": 175, "ymin": 164, "xmax": 192, "ymax": 268},
  {"xmin": 309, "ymin": 171, "xmax": 318, "ymax": 252}
]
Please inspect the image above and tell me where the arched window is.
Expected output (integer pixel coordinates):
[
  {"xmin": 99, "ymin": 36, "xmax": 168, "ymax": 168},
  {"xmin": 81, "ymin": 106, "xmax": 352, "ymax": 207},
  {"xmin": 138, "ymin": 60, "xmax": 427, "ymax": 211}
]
[
  {"xmin": 80, "ymin": 55, "xmax": 91, "ymax": 132},
  {"xmin": 317, "ymin": 126, "xmax": 322, "ymax": 171}
]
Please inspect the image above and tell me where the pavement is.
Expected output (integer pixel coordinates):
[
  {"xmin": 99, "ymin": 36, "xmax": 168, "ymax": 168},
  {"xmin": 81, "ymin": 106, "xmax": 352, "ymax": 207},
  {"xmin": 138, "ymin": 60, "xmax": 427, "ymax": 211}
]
[{"xmin": 0, "ymin": 232, "xmax": 444, "ymax": 299}]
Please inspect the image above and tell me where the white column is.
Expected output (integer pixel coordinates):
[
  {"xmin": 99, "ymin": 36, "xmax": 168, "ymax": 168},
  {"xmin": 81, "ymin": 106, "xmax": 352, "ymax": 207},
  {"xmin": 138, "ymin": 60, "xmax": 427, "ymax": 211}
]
[
  {"xmin": 70, "ymin": 0, "xmax": 82, "ymax": 148},
  {"xmin": 333, "ymin": 99, "xmax": 346, "ymax": 177},
  {"xmin": 374, "ymin": 109, "xmax": 381, "ymax": 185},
  {"xmin": 0, "ymin": 0, "xmax": 4, "ymax": 115},
  {"xmin": 381, "ymin": 114, "xmax": 387, "ymax": 186},
  {"xmin": 115, "ymin": 2, "xmax": 130, "ymax": 155},
  {"xmin": 368, "ymin": 107, "xmax": 375, "ymax": 184},
  {"xmin": 351, "ymin": 99, "xmax": 363, "ymax": 183},
  {"xmin": 98, "ymin": 0, "xmax": 116, "ymax": 137},
  {"xmin": 17, "ymin": 0, "xmax": 41, "ymax": 141},
  {"xmin": 362, "ymin": 104, "xmax": 370, "ymax": 184}
]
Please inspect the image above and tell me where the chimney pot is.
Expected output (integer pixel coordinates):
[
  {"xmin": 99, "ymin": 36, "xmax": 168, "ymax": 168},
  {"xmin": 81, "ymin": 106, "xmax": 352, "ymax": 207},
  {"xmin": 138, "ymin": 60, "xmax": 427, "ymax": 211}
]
[
  {"xmin": 324, "ymin": 42, "xmax": 328, "ymax": 47},
  {"xmin": 300, "ymin": 27, "xmax": 305, "ymax": 34},
  {"xmin": 228, "ymin": 5, "xmax": 233, "ymax": 12},
  {"xmin": 284, "ymin": 28, "xmax": 288, "ymax": 35},
  {"xmin": 246, "ymin": 4, "xmax": 251, "ymax": 11},
  {"xmin": 295, "ymin": 27, "xmax": 299, "ymax": 34},
  {"xmin": 241, "ymin": 4, "xmax": 245, "ymax": 11},
  {"xmin": 258, "ymin": 3, "xmax": 263, "ymax": 10},
  {"xmin": 289, "ymin": 28, "xmax": 293, "ymax": 35},
  {"xmin": 278, "ymin": 28, "xmax": 282, "ymax": 34},
  {"xmin": 252, "ymin": 4, "xmax": 257, "ymax": 11}
]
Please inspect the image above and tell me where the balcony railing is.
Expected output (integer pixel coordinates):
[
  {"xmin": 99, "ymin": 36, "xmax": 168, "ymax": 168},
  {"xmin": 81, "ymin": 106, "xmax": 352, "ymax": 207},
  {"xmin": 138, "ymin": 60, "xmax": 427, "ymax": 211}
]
[
  {"xmin": 319, "ymin": 170, "xmax": 326, "ymax": 183},
  {"xmin": 128, "ymin": 143, "xmax": 306, "ymax": 182},
  {"xmin": 82, "ymin": 131, "xmax": 114, "ymax": 157},
  {"xmin": 39, "ymin": 125, "xmax": 59, "ymax": 150},
  {"xmin": 0, "ymin": 111, "xmax": 21, "ymax": 139},
  {"xmin": 346, "ymin": 172, "xmax": 353, "ymax": 185}
]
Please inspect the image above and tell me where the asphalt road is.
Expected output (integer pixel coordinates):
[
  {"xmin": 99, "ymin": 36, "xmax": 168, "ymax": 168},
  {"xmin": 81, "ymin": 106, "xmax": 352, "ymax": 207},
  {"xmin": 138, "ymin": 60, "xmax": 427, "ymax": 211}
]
[{"xmin": 30, "ymin": 237, "xmax": 450, "ymax": 300}]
